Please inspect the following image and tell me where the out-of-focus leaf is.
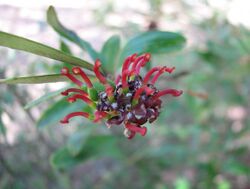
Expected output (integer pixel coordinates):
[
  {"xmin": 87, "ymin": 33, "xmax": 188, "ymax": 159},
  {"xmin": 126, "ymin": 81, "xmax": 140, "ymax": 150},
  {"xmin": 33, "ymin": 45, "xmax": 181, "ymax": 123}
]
[
  {"xmin": 0, "ymin": 31, "xmax": 93, "ymax": 70},
  {"xmin": 0, "ymin": 111, "xmax": 6, "ymax": 136},
  {"xmin": 51, "ymin": 135, "xmax": 123, "ymax": 170},
  {"xmin": 1, "ymin": 90, "xmax": 14, "ymax": 104},
  {"xmin": 60, "ymin": 40, "xmax": 72, "ymax": 55},
  {"xmin": 119, "ymin": 31, "xmax": 186, "ymax": 66},
  {"xmin": 101, "ymin": 35, "xmax": 121, "ymax": 73},
  {"xmin": 50, "ymin": 147, "xmax": 79, "ymax": 170},
  {"xmin": 216, "ymin": 179, "xmax": 231, "ymax": 189},
  {"xmin": 223, "ymin": 159, "xmax": 250, "ymax": 175},
  {"xmin": 144, "ymin": 145, "xmax": 188, "ymax": 160},
  {"xmin": 174, "ymin": 178, "xmax": 190, "ymax": 189},
  {"xmin": 47, "ymin": 6, "xmax": 101, "ymax": 61},
  {"xmin": 0, "ymin": 74, "xmax": 95, "ymax": 84},
  {"xmin": 24, "ymin": 87, "xmax": 67, "ymax": 110},
  {"xmin": 67, "ymin": 129, "xmax": 92, "ymax": 156},
  {"xmin": 37, "ymin": 98, "xmax": 83, "ymax": 128}
]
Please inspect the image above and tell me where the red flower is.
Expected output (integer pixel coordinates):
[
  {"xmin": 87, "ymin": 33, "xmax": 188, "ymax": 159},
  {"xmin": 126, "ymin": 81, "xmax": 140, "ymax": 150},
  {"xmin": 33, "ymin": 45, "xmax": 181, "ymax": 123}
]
[{"xmin": 60, "ymin": 53, "xmax": 183, "ymax": 139}]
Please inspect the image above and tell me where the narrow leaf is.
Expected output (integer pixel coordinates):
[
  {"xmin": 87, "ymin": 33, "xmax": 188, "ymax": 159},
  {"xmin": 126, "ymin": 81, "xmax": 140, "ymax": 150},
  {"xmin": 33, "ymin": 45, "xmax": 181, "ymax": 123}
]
[
  {"xmin": 60, "ymin": 40, "xmax": 72, "ymax": 55},
  {"xmin": 0, "ymin": 74, "xmax": 68, "ymax": 84},
  {"xmin": 0, "ymin": 74, "xmax": 95, "ymax": 84},
  {"xmin": 0, "ymin": 31, "xmax": 93, "ymax": 70},
  {"xmin": 101, "ymin": 35, "xmax": 121, "ymax": 73},
  {"xmin": 47, "ymin": 6, "xmax": 101, "ymax": 61},
  {"xmin": 24, "ymin": 87, "xmax": 67, "ymax": 109}
]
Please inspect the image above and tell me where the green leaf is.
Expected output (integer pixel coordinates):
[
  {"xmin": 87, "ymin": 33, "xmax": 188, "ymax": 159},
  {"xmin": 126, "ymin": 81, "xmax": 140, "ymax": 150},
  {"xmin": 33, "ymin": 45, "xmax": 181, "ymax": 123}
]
[
  {"xmin": 87, "ymin": 88, "xmax": 98, "ymax": 101},
  {"xmin": 47, "ymin": 6, "xmax": 101, "ymax": 61},
  {"xmin": 51, "ymin": 40, "xmax": 74, "ymax": 72},
  {"xmin": 66, "ymin": 129, "xmax": 91, "ymax": 156},
  {"xmin": 0, "ymin": 111, "xmax": 6, "ymax": 136},
  {"xmin": 24, "ymin": 87, "xmax": 67, "ymax": 109},
  {"xmin": 92, "ymin": 81, "xmax": 105, "ymax": 92},
  {"xmin": 51, "ymin": 135, "xmax": 123, "ymax": 170},
  {"xmin": 0, "ymin": 31, "xmax": 93, "ymax": 70},
  {"xmin": 101, "ymin": 35, "xmax": 121, "ymax": 73},
  {"xmin": 0, "ymin": 73, "xmax": 95, "ymax": 84},
  {"xmin": 60, "ymin": 40, "xmax": 72, "ymax": 55},
  {"xmin": 0, "ymin": 74, "xmax": 67, "ymax": 84},
  {"xmin": 50, "ymin": 147, "xmax": 79, "ymax": 170},
  {"xmin": 119, "ymin": 31, "xmax": 186, "ymax": 66},
  {"xmin": 216, "ymin": 180, "xmax": 231, "ymax": 189},
  {"xmin": 224, "ymin": 159, "xmax": 250, "ymax": 175},
  {"xmin": 37, "ymin": 98, "xmax": 83, "ymax": 128},
  {"xmin": 174, "ymin": 178, "xmax": 190, "ymax": 189}
]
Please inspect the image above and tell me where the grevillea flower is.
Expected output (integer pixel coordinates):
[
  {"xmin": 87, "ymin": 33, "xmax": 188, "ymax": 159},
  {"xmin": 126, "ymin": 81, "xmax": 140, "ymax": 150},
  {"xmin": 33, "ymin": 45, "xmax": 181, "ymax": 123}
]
[{"xmin": 60, "ymin": 53, "xmax": 183, "ymax": 139}]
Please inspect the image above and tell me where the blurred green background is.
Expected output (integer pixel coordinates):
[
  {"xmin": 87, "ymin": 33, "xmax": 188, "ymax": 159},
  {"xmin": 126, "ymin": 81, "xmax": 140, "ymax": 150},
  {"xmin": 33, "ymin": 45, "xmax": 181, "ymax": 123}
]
[{"xmin": 0, "ymin": 0, "xmax": 250, "ymax": 189}]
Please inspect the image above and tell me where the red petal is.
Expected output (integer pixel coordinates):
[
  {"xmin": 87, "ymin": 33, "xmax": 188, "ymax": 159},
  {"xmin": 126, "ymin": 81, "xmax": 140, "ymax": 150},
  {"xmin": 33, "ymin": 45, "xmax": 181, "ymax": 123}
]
[
  {"xmin": 72, "ymin": 67, "xmax": 93, "ymax": 88},
  {"xmin": 61, "ymin": 67, "xmax": 83, "ymax": 87},
  {"xmin": 94, "ymin": 59, "xmax": 107, "ymax": 85},
  {"xmin": 60, "ymin": 112, "xmax": 90, "ymax": 124}
]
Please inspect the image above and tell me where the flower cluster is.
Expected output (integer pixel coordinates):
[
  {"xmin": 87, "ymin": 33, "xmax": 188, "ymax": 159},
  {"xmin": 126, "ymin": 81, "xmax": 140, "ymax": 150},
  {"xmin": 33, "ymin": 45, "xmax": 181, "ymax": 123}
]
[{"xmin": 60, "ymin": 53, "xmax": 183, "ymax": 139}]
